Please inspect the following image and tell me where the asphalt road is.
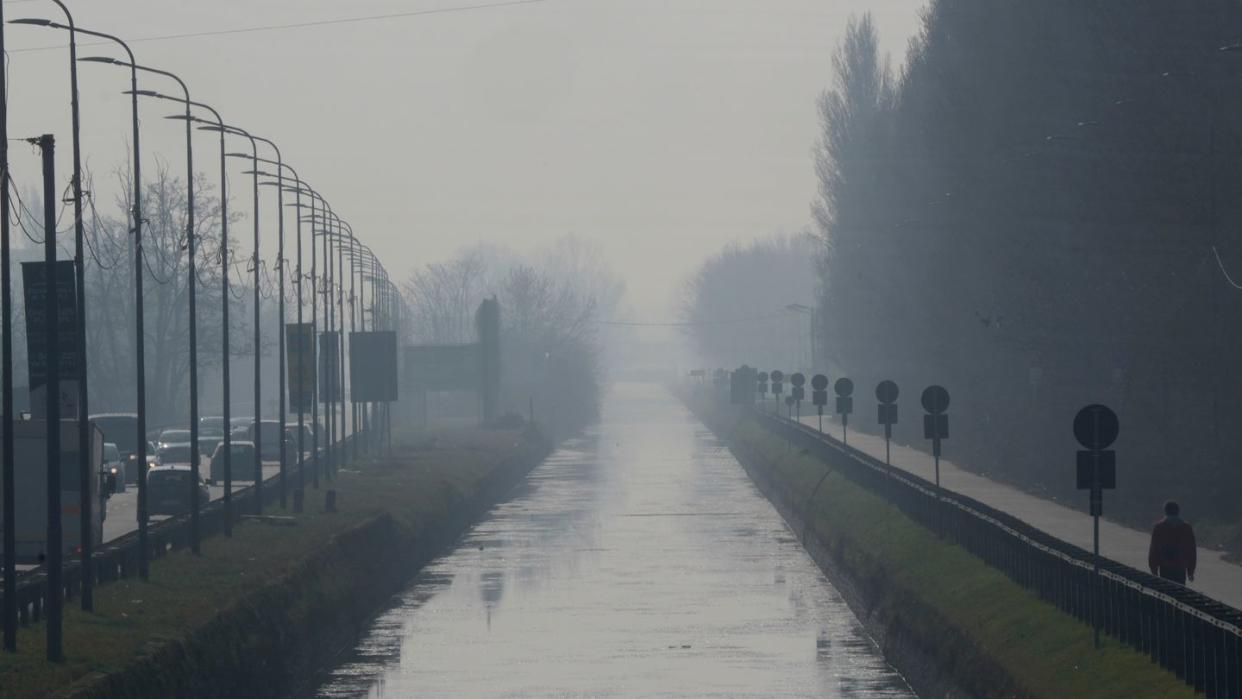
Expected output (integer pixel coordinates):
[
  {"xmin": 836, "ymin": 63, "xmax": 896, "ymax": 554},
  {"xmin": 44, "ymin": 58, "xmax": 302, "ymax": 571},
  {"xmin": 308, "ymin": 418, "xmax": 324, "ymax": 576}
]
[
  {"xmin": 100, "ymin": 461, "xmax": 285, "ymax": 543},
  {"xmin": 787, "ymin": 406, "xmax": 1242, "ymax": 610}
]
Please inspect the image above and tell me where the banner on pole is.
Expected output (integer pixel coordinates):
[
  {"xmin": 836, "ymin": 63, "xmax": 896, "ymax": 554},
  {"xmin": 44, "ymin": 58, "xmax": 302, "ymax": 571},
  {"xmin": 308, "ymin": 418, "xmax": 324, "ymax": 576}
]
[
  {"xmin": 286, "ymin": 323, "xmax": 316, "ymax": 411},
  {"xmin": 319, "ymin": 331, "xmax": 341, "ymax": 402},
  {"xmin": 349, "ymin": 331, "xmax": 398, "ymax": 402},
  {"xmin": 22, "ymin": 260, "xmax": 80, "ymax": 418}
]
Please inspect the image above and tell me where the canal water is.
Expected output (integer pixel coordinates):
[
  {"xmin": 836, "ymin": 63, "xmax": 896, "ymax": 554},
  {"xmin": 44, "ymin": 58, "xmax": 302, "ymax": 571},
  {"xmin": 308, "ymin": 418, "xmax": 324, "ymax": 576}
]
[{"xmin": 316, "ymin": 383, "xmax": 913, "ymax": 697}]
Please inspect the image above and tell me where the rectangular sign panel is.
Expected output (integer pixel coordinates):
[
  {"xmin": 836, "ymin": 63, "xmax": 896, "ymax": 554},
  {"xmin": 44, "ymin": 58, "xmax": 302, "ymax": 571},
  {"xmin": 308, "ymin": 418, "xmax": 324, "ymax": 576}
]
[
  {"xmin": 404, "ymin": 344, "xmax": 480, "ymax": 391},
  {"xmin": 22, "ymin": 260, "xmax": 80, "ymax": 418},
  {"xmin": 319, "ymin": 331, "xmax": 341, "ymax": 402},
  {"xmin": 349, "ymin": 331, "xmax": 398, "ymax": 402},
  {"xmin": 286, "ymin": 323, "xmax": 316, "ymax": 411}
]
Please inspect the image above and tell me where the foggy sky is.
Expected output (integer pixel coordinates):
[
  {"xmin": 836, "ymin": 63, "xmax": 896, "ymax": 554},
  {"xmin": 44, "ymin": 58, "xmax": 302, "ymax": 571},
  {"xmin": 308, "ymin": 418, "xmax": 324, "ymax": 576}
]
[{"xmin": 3, "ymin": 0, "xmax": 922, "ymax": 321}]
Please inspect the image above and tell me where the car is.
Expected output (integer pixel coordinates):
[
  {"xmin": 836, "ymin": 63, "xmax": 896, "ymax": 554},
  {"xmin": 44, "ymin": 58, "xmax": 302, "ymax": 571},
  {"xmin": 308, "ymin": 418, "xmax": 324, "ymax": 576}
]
[
  {"xmin": 155, "ymin": 443, "xmax": 196, "ymax": 468},
  {"xmin": 123, "ymin": 440, "xmax": 159, "ymax": 485},
  {"xmin": 101, "ymin": 441, "xmax": 126, "ymax": 494},
  {"xmin": 147, "ymin": 465, "xmax": 210, "ymax": 516},
  {"xmin": 199, "ymin": 416, "xmax": 226, "ymax": 435},
  {"xmin": 197, "ymin": 433, "xmax": 223, "ymax": 459},
  {"xmin": 208, "ymin": 441, "xmax": 257, "ymax": 484},
  {"xmin": 285, "ymin": 422, "xmax": 316, "ymax": 455},
  {"xmin": 230, "ymin": 419, "xmax": 289, "ymax": 461},
  {"xmin": 90, "ymin": 412, "xmax": 139, "ymax": 460},
  {"xmin": 156, "ymin": 428, "xmax": 192, "ymax": 450}
]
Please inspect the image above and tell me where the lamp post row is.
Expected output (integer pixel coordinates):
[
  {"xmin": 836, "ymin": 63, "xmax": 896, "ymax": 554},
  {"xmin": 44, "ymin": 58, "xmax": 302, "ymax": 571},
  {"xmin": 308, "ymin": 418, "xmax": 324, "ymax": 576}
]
[{"xmin": 0, "ymin": 7, "xmax": 394, "ymax": 661}]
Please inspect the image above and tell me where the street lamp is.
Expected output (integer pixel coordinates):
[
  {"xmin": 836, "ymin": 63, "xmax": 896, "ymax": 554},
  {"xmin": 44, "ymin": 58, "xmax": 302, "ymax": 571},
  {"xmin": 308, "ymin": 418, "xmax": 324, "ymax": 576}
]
[
  {"xmin": 288, "ymin": 187, "xmax": 330, "ymax": 488},
  {"xmin": 77, "ymin": 58, "xmax": 220, "ymax": 551},
  {"xmin": 0, "ymin": 0, "xmax": 13, "ymax": 654},
  {"xmin": 240, "ymin": 139, "xmax": 288, "ymax": 510},
  {"xmin": 11, "ymin": 5, "xmax": 95, "ymax": 604},
  {"xmin": 208, "ymin": 126, "xmax": 266, "ymax": 514}
]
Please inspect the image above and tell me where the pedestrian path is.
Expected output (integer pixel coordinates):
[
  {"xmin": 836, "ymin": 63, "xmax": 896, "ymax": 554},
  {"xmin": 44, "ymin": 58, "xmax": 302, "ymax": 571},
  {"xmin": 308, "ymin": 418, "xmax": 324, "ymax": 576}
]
[{"xmin": 781, "ymin": 408, "xmax": 1242, "ymax": 610}]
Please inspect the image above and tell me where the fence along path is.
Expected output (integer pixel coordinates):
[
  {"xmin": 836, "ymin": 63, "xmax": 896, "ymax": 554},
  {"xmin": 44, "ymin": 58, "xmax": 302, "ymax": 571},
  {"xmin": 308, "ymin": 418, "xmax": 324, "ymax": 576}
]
[
  {"xmin": 786, "ymin": 407, "xmax": 1242, "ymax": 611},
  {"xmin": 744, "ymin": 404, "xmax": 1240, "ymax": 698}
]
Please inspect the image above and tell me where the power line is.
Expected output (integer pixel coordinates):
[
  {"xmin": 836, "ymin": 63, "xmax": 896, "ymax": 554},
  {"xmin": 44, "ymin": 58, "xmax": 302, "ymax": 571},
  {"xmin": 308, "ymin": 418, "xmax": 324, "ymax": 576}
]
[{"xmin": 9, "ymin": 0, "xmax": 545, "ymax": 54}]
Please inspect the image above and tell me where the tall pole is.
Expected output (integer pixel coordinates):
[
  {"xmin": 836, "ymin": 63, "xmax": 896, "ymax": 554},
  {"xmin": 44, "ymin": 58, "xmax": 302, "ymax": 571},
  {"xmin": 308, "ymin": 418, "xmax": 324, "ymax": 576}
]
[
  {"xmin": 293, "ymin": 183, "xmax": 304, "ymax": 509},
  {"xmin": 337, "ymin": 229, "xmax": 347, "ymax": 464},
  {"xmin": 309, "ymin": 201, "xmax": 320, "ymax": 488},
  {"xmin": 38, "ymin": 133, "xmax": 63, "ymax": 662},
  {"xmin": 253, "ymin": 139, "xmax": 286, "ymax": 509},
  {"xmin": 250, "ymin": 139, "xmax": 262, "ymax": 512},
  {"xmin": 181, "ymin": 92, "xmax": 200, "ymax": 553},
  {"xmin": 323, "ymin": 222, "xmax": 334, "ymax": 479},
  {"xmin": 39, "ymin": 0, "xmax": 94, "ymax": 611},
  {"xmin": 337, "ymin": 230, "xmax": 346, "ymax": 470},
  {"xmin": 1, "ymin": 0, "xmax": 16, "ymax": 654},
  {"xmin": 217, "ymin": 122, "xmax": 232, "ymax": 535}
]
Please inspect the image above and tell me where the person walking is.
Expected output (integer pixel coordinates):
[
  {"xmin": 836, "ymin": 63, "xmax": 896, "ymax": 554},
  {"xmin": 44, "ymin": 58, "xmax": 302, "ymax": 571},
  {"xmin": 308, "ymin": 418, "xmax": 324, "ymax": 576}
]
[{"xmin": 1148, "ymin": 501, "xmax": 1196, "ymax": 584}]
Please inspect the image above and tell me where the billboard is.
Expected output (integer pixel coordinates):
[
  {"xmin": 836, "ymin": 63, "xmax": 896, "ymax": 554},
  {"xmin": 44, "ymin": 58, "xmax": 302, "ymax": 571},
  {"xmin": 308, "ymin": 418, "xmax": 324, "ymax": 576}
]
[
  {"xmin": 286, "ymin": 323, "xmax": 316, "ymax": 410},
  {"xmin": 349, "ymin": 331, "xmax": 398, "ymax": 402},
  {"xmin": 22, "ymin": 260, "xmax": 80, "ymax": 418},
  {"xmin": 319, "ymin": 331, "xmax": 341, "ymax": 402}
]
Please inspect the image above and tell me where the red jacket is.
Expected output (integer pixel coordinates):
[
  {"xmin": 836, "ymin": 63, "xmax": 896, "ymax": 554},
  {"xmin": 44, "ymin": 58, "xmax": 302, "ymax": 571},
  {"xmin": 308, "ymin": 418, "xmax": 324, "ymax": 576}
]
[{"xmin": 1148, "ymin": 517, "xmax": 1196, "ymax": 576}]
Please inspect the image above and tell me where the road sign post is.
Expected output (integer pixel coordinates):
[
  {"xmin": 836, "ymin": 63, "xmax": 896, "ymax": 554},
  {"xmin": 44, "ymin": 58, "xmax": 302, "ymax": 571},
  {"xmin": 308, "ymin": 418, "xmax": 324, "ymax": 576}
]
[
  {"xmin": 791, "ymin": 373, "xmax": 805, "ymax": 421},
  {"xmin": 921, "ymin": 385, "xmax": 950, "ymax": 536},
  {"xmin": 876, "ymin": 380, "xmax": 899, "ymax": 468},
  {"xmin": 756, "ymin": 371, "xmax": 769, "ymax": 403},
  {"xmin": 770, "ymin": 370, "xmax": 784, "ymax": 414},
  {"xmin": 1073, "ymin": 403, "xmax": 1118, "ymax": 650},
  {"xmin": 834, "ymin": 378, "xmax": 854, "ymax": 444},
  {"xmin": 811, "ymin": 374, "xmax": 828, "ymax": 432}
]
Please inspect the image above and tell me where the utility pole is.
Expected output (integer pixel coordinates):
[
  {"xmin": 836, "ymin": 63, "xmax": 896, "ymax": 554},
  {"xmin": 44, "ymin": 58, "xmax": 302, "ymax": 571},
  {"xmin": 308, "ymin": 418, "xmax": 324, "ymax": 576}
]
[
  {"xmin": 37, "ymin": 134, "xmax": 64, "ymax": 662},
  {"xmin": 0, "ymin": 0, "xmax": 16, "ymax": 654}
]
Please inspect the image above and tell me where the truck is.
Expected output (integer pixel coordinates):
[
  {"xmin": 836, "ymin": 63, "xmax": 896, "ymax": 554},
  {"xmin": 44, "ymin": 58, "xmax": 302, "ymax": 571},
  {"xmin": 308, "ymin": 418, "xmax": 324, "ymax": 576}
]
[{"xmin": 0, "ymin": 419, "xmax": 104, "ymax": 563}]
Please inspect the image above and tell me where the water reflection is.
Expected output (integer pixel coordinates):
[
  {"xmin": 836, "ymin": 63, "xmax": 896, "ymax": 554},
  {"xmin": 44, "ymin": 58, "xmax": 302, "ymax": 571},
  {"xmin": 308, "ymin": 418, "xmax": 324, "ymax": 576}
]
[{"xmin": 316, "ymin": 383, "xmax": 914, "ymax": 697}]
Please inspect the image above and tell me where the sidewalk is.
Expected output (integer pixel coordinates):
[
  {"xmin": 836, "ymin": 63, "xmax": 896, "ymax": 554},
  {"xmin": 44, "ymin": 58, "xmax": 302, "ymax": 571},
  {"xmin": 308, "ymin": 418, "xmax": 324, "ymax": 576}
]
[{"xmin": 779, "ymin": 407, "xmax": 1242, "ymax": 610}]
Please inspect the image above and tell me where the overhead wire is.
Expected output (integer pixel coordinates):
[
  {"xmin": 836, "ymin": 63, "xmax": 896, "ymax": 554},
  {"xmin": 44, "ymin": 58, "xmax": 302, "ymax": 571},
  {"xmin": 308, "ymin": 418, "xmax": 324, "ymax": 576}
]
[{"xmin": 9, "ymin": 0, "xmax": 545, "ymax": 53}]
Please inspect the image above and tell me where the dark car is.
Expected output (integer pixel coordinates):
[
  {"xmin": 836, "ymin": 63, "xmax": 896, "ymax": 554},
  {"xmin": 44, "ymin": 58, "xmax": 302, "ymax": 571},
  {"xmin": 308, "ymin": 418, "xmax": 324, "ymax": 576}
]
[
  {"xmin": 147, "ymin": 465, "xmax": 210, "ymax": 516},
  {"xmin": 231, "ymin": 420, "xmax": 291, "ymax": 461},
  {"xmin": 209, "ymin": 441, "xmax": 257, "ymax": 484}
]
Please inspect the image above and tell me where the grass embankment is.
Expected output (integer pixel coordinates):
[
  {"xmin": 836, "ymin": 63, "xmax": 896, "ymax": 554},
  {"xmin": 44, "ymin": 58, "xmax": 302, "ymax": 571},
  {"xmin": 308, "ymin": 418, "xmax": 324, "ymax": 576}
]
[
  {"xmin": 0, "ymin": 428, "xmax": 545, "ymax": 698},
  {"xmin": 704, "ymin": 399, "xmax": 1192, "ymax": 699}
]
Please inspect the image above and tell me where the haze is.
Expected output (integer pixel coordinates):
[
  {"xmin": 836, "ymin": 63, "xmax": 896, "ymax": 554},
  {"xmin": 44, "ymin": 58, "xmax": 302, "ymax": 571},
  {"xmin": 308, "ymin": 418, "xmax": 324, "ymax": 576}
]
[{"xmin": 4, "ymin": 0, "xmax": 921, "ymax": 320}]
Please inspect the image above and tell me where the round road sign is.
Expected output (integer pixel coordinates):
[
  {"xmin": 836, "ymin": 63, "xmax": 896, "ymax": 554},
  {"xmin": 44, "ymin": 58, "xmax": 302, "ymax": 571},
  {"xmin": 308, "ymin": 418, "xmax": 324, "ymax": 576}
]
[
  {"xmin": 875, "ymin": 380, "xmax": 899, "ymax": 404},
  {"xmin": 1073, "ymin": 404, "xmax": 1118, "ymax": 450},
  {"xmin": 834, "ymin": 378, "xmax": 854, "ymax": 397},
  {"xmin": 791, "ymin": 373, "xmax": 806, "ymax": 387},
  {"xmin": 811, "ymin": 374, "xmax": 828, "ymax": 391},
  {"xmin": 770, "ymin": 370, "xmax": 784, "ymax": 383},
  {"xmin": 757, "ymin": 372, "xmax": 768, "ymax": 382},
  {"xmin": 921, "ymin": 385, "xmax": 950, "ymax": 414}
]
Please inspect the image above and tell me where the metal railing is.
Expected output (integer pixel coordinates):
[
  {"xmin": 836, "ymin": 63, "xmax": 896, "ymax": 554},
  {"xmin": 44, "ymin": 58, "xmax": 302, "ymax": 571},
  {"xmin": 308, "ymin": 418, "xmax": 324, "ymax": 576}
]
[
  {"xmin": 1, "ymin": 429, "xmax": 369, "ymax": 632},
  {"xmin": 752, "ymin": 406, "xmax": 1242, "ymax": 698}
]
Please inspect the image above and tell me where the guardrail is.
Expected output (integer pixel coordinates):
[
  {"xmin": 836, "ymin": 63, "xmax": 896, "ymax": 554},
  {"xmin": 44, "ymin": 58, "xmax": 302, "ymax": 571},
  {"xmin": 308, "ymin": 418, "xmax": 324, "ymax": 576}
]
[
  {"xmin": 752, "ymin": 406, "xmax": 1242, "ymax": 698},
  {"xmin": 1, "ymin": 429, "xmax": 370, "ymax": 633}
]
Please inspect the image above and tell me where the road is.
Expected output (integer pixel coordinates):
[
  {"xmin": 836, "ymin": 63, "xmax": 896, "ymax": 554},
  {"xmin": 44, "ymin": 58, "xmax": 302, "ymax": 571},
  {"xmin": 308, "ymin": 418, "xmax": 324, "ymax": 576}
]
[
  {"xmin": 316, "ymin": 383, "xmax": 912, "ymax": 697},
  {"xmin": 787, "ymin": 406, "xmax": 1242, "ymax": 610},
  {"xmin": 100, "ymin": 461, "xmax": 285, "ymax": 543}
]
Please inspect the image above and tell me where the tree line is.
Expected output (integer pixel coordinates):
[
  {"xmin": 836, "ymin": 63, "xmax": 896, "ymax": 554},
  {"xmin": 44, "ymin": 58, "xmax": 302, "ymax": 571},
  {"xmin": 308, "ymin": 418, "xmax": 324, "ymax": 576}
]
[{"xmin": 687, "ymin": 2, "xmax": 1242, "ymax": 548}]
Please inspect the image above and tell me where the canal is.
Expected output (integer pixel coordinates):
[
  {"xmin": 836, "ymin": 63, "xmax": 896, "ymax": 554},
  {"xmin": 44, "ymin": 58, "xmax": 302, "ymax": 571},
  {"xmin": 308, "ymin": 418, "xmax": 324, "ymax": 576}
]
[{"xmin": 316, "ymin": 382, "xmax": 913, "ymax": 697}]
